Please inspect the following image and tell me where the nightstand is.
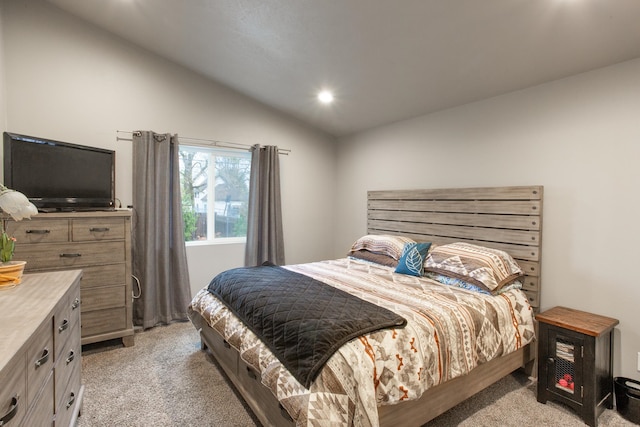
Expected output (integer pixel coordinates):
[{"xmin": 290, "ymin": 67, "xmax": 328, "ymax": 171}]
[{"xmin": 536, "ymin": 306, "xmax": 619, "ymax": 427}]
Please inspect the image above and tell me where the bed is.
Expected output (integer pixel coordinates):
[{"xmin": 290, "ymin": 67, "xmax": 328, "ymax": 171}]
[{"xmin": 188, "ymin": 185, "xmax": 543, "ymax": 427}]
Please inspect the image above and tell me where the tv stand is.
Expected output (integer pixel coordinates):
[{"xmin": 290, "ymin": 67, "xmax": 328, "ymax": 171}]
[
  {"xmin": 38, "ymin": 207, "xmax": 116, "ymax": 213},
  {"xmin": 37, "ymin": 207, "xmax": 59, "ymax": 213}
]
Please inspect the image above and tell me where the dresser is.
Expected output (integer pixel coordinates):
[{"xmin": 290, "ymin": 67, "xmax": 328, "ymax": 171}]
[
  {"xmin": 0, "ymin": 270, "xmax": 84, "ymax": 427},
  {"xmin": 6, "ymin": 211, "xmax": 134, "ymax": 347}
]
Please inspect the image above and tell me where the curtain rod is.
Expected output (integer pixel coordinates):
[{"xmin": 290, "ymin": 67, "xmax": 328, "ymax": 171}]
[{"xmin": 116, "ymin": 130, "xmax": 290, "ymax": 155}]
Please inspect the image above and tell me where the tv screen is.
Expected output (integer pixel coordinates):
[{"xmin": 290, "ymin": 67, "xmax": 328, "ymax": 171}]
[{"xmin": 3, "ymin": 132, "xmax": 115, "ymax": 211}]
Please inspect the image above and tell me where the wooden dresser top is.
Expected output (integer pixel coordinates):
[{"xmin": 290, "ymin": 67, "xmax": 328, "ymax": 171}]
[{"xmin": 0, "ymin": 270, "xmax": 82, "ymax": 369}]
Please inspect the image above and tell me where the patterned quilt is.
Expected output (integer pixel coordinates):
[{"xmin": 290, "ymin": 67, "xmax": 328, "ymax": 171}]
[{"xmin": 188, "ymin": 258, "xmax": 535, "ymax": 427}]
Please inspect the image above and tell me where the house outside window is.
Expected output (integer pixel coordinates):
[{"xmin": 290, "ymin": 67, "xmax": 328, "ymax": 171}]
[{"xmin": 179, "ymin": 145, "xmax": 251, "ymax": 243}]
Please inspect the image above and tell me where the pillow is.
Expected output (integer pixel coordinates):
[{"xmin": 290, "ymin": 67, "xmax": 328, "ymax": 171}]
[
  {"xmin": 348, "ymin": 250, "xmax": 398, "ymax": 267},
  {"xmin": 425, "ymin": 272, "xmax": 523, "ymax": 296},
  {"xmin": 349, "ymin": 234, "xmax": 415, "ymax": 261},
  {"xmin": 494, "ymin": 280, "xmax": 523, "ymax": 295},
  {"xmin": 424, "ymin": 242, "xmax": 523, "ymax": 292},
  {"xmin": 395, "ymin": 242, "xmax": 432, "ymax": 276},
  {"xmin": 424, "ymin": 272, "xmax": 491, "ymax": 294}
]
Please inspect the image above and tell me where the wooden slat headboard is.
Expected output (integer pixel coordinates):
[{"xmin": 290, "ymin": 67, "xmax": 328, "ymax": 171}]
[{"xmin": 367, "ymin": 186, "xmax": 543, "ymax": 310}]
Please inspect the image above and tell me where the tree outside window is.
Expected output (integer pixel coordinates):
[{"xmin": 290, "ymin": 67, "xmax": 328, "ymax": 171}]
[{"xmin": 179, "ymin": 145, "xmax": 251, "ymax": 242}]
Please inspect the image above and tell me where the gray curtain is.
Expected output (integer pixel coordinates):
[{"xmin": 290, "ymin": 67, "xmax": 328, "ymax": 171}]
[
  {"xmin": 244, "ymin": 145, "xmax": 285, "ymax": 266},
  {"xmin": 132, "ymin": 131, "xmax": 191, "ymax": 329}
]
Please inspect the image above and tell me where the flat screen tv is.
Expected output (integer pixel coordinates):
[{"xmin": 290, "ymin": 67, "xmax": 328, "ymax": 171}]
[{"xmin": 3, "ymin": 132, "xmax": 115, "ymax": 211}]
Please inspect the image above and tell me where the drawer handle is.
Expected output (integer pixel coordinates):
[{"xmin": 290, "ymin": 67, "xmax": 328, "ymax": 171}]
[
  {"xmin": 25, "ymin": 229, "xmax": 50, "ymax": 234},
  {"xmin": 59, "ymin": 319, "xmax": 69, "ymax": 333},
  {"xmin": 66, "ymin": 392, "xmax": 76, "ymax": 410},
  {"xmin": 246, "ymin": 366, "xmax": 258, "ymax": 380},
  {"xmin": 0, "ymin": 395, "xmax": 19, "ymax": 425},
  {"xmin": 89, "ymin": 227, "xmax": 110, "ymax": 232},
  {"xmin": 60, "ymin": 253, "xmax": 82, "ymax": 258},
  {"xmin": 35, "ymin": 348, "xmax": 50, "ymax": 368},
  {"xmin": 71, "ymin": 298, "xmax": 80, "ymax": 310},
  {"xmin": 66, "ymin": 350, "xmax": 76, "ymax": 365}
]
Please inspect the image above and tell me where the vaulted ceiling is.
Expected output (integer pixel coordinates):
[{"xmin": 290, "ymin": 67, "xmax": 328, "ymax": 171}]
[{"xmin": 46, "ymin": 0, "xmax": 640, "ymax": 137}]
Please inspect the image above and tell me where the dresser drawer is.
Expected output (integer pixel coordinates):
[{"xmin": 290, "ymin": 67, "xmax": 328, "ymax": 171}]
[
  {"xmin": 0, "ymin": 356, "xmax": 26, "ymax": 427},
  {"xmin": 55, "ymin": 365, "xmax": 81, "ymax": 427},
  {"xmin": 81, "ymin": 263, "xmax": 127, "ymax": 289},
  {"xmin": 21, "ymin": 375, "xmax": 54, "ymax": 427},
  {"xmin": 81, "ymin": 307, "xmax": 127, "ymax": 337},
  {"xmin": 16, "ymin": 241, "xmax": 125, "ymax": 271},
  {"xmin": 54, "ymin": 291, "xmax": 81, "ymax": 362},
  {"xmin": 82, "ymin": 284, "xmax": 126, "ymax": 312},
  {"xmin": 72, "ymin": 218, "xmax": 125, "ymax": 242},
  {"xmin": 55, "ymin": 323, "xmax": 80, "ymax": 416},
  {"xmin": 5, "ymin": 219, "xmax": 68, "ymax": 244},
  {"xmin": 26, "ymin": 319, "xmax": 54, "ymax": 408}
]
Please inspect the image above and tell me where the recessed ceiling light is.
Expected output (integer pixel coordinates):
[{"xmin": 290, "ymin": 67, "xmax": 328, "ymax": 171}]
[{"xmin": 317, "ymin": 90, "xmax": 334, "ymax": 104}]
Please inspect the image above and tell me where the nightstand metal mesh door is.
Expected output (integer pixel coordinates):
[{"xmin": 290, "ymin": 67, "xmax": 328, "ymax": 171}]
[{"xmin": 546, "ymin": 328, "xmax": 584, "ymax": 404}]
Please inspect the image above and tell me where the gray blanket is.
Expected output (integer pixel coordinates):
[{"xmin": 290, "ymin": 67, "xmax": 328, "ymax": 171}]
[{"xmin": 207, "ymin": 263, "xmax": 406, "ymax": 388}]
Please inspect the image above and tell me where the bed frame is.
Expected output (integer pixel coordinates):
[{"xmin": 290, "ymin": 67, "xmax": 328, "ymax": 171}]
[{"xmin": 193, "ymin": 185, "xmax": 544, "ymax": 427}]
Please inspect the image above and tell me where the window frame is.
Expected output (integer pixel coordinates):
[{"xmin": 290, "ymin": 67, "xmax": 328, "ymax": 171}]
[{"xmin": 178, "ymin": 144, "xmax": 251, "ymax": 245}]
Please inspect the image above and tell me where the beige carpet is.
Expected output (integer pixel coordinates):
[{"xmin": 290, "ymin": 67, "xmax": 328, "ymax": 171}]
[{"xmin": 79, "ymin": 321, "xmax": 635, "ymax": 427}]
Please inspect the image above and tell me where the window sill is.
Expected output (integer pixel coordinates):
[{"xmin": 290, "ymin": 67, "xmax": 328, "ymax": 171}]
[{"xmin": 186, "ymin": 237, "xmax": 246, "ymax": 247}]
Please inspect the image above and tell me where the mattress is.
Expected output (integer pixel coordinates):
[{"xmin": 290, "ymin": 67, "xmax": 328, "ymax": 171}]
[{"xmin": 188, "ymin": 257, "xmax": 535, "ymax": 427}]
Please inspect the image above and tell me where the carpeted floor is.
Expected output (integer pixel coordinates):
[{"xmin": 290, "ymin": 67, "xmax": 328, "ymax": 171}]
[{"xmin": 79, "ymin": 321, "xmax": 635, "ymax": 426}]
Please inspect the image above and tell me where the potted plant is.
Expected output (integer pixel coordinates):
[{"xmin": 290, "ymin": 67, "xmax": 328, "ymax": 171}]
[{"xmin": 0, "ymin": 184, "xmax": 38, "ymax": 288}]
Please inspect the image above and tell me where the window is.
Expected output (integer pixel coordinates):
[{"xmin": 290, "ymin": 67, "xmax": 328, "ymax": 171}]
[{"xmin": 179, "ymin": 145, "xmax": 251, "ymax": 242}]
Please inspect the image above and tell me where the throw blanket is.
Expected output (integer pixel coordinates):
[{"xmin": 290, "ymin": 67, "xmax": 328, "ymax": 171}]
[{"xmin": 207, "ymin": 263, "xmax": 407, "ymax": 388}]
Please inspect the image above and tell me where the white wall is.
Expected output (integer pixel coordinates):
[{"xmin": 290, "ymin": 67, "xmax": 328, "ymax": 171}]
[
  {"xmin": 336, "ymin": 58, "xmax": 640, "ymax": 380},
  {"xmin": 0, "ymin": 2, "xmax": 6, "ymax": 131},
  {"xmin": 0, "ymin": 0, "xmax": 337, "ymax": 296},
  {"xmin": 4, "ymin": 0, "xmax": 638, "ymax": 381}
]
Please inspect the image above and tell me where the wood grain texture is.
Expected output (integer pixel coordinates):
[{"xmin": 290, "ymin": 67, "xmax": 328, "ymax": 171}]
[
  {"xmin": 368, "ymin": 186, "xmax": 542, "ymax": 200},
  {"xmin": 378, "ymin": 346, "xmax": 533, "ymax": 427},
  {"xmin": 0, "ymin": 270, "xmax": 83, "ymax": 427},
  {"xmin": 536, "ymin": 306, "xmax": 619, "ymax": 337},
  {"xmin": 368, "ymin": 185, "xmax": 543, "ymax": 309},
  {"xmin": 5, "ymin": 211, "xmax": 135, "ymax": 347},
  {"xmin": 0, "ymin": 270, "xmax": 82, "ymax": 368}
]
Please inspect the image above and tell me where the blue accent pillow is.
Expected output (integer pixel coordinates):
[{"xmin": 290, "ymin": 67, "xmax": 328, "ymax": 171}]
[{"xmin": 395, "ymin": 242, "xmax": 432, "ymax": 276}]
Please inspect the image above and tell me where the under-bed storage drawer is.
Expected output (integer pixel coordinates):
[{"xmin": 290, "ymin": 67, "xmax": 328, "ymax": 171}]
[
  {"xmin": 201, "ymin": 326, "xmax": 238, "ymax": 375},
  {"xmin": 237, "ymin": 359, "xmax": 294, "ymax": 427}
]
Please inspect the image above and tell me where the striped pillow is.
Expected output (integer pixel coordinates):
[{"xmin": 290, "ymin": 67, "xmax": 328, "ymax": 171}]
[
  {"xmin": 424, "ymin": 242, "xmax": 523, "ymax": 292},
  {"xmin": 348, "ymin": 250, "xmax": 398, "ymax": 267},
  {"xmin": 349, "ymin": 234, "xmax": 415, "ymax": 261}
]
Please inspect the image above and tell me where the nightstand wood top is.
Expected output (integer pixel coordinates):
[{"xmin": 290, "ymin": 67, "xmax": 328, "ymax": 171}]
[{"xmin": 536, "ymin": 306, "xmax": 619, "ymax": 337}]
